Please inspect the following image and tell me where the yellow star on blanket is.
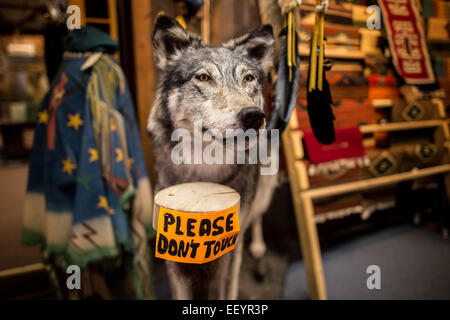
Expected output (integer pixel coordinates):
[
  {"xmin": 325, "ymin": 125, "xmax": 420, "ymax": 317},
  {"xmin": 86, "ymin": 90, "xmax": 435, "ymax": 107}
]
[
  {"xmin": 97, "ymin": 195, "xmax": 114, "ymax": 215},
  {"xmin": 67, "ymin": 113, "xmax": 84, "ymax": 131},
  {"xmin": 38, "ymin": 111, "xmax": 49, "ymax": 124},
  {"xmin": 88, "ymin": 148, "xmax": 99, "ymax": 163},
  {"xmin": 62, "ymin": 157, "xmax": 77, "ymax": 176},
  {"xmin": 115, "ymin": 148, "xmax": 123, "ymax": 162}
]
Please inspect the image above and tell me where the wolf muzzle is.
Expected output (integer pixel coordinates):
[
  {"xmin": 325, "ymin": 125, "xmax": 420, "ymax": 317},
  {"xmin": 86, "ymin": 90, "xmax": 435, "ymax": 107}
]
[{"xmin": 237, "ymin": 107, "xmax": 266, "ymax": 130}]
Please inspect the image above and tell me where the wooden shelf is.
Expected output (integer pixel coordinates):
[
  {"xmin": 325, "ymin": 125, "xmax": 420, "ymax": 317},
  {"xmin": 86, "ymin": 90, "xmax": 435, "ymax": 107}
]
[
  {"xmin": 282, "ymin": 107, "xmax": 450, "ymax": 301},
  {"xmin": 372, "ymin": 98, "xmax": 393, "ymax": 108},
  {"xmin": 359, "ymin": 120, "xmax": 446, "ymax": 133},
  {"xmin": 428, "ymin": 39, "xmax": 450, "ymax": 45},
  {"xmin": 298, "ymin": 45, "xmax": 365, "ymax": 60},
  {"xmin": 302, "ymin": 164, "xmax": 450, "ymax": 200},
  {"xmin": 85, "ymin": 17, "xmax": 111, "ymax": 24}
]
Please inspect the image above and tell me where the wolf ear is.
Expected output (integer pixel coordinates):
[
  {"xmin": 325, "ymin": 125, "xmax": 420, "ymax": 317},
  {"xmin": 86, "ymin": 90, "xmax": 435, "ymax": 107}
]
[
  {"xmin": 223, "ymin": 25, "xmax": 274, "ymax": 73},
  {"xmin": 152, "ymin": 15, "xmax": 203, "ymax": 69}
]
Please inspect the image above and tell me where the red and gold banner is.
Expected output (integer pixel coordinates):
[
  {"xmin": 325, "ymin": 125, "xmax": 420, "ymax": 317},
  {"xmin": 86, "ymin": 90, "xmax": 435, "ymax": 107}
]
[{"xmin": 378, "ymin": 0, "xmax": 435, "ymax": 84}]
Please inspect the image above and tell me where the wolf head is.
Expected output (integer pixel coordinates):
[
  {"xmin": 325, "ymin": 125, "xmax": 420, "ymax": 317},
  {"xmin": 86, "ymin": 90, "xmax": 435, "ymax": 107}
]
[{"xmin": 148, "ymin": 15, "xmax": 274, "ymax": 139}]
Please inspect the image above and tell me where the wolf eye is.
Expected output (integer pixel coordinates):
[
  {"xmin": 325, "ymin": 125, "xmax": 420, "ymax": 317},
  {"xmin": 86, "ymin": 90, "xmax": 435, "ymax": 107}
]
[
  {"xmin": 244, "ymin": 74, "xmax": 255, "ymax": 82},
  {"xmin": 197, "ymin": 74, "xmax": 211, "ymax": 82}
]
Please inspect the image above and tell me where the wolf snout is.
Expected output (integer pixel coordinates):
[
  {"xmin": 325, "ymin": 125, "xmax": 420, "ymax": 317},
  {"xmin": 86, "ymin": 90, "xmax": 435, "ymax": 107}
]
[{"xmin": 237, "ymin": 107, "xmax": 266, "ymax": 130}]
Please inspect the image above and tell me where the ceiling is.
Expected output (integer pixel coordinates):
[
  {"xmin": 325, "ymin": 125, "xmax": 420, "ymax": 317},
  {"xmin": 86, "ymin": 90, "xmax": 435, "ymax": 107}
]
[{"xmin": 0, "ymin": 0, "xmax": 67, "ymax": 34}]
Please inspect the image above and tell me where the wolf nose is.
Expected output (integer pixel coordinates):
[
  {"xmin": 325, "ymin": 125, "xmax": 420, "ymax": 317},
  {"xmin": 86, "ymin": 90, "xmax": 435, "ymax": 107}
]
[{"xmin": 238, "ymin": 107, "xmax": 265, "ymax": 130}]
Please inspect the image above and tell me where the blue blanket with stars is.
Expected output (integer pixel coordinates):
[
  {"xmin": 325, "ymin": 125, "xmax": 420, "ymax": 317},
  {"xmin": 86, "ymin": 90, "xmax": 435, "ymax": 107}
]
[{"xmin": 22, "ymin": 52, "xmax": 154, "ymax": 299}]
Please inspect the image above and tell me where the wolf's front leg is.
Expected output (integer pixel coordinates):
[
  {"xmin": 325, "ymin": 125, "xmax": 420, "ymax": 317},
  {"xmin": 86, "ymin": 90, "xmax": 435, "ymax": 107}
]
[
  {"xmin": 249, "ymin": 215, "xmax": 267, "ymax": 259},
  {"xmin": 247, "ymin": 173, "xmax": 278, "ymax": 259}
]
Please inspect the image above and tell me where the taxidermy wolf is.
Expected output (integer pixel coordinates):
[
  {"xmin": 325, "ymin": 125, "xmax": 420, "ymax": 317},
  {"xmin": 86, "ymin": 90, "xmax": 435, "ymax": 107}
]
[{"xmin": 148, "ymin": 15, "xmax": 279, "ymax": 299}]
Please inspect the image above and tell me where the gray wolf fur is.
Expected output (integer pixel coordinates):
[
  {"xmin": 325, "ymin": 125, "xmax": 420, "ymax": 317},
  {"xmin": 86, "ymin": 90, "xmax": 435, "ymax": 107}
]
[{"xmin": 148, "ymin": 15, "xmax": 278, "ymax": 299}]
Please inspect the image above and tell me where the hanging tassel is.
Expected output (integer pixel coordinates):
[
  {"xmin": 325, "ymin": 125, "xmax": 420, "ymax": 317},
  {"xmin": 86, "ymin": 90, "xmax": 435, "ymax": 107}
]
[
  {"xmin": 266, "ymin": 5, "xmax": 300, "ymax": 134},
  {"xmin": 286, "ymin": 10, "xmax": 297, "ymax": 82},
  {"xmin": 175, "ymin": 15, "xmax": 187, "ymax": 30},
  {"xmin": 306, "ymin": 0, "xmax": 336, "ymax": 145}
]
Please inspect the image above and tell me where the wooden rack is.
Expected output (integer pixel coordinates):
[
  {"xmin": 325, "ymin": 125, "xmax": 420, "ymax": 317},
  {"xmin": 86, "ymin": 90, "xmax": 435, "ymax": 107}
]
[
  {"xmin": 283, "ymin": 109, "xmax": 450, "ymax": 300},
  {"xmin": 67, "ymin": 0, "xmax": 119, "ymax": 43}
]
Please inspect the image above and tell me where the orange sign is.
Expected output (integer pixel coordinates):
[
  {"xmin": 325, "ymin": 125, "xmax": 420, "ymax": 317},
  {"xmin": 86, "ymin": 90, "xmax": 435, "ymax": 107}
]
[{"xmin": 155, "ymin": 204, "xmax": 240, "ymax": 264}]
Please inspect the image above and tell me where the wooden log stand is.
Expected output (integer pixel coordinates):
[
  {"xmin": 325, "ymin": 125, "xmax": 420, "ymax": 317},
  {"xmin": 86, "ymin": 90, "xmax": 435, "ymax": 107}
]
[
  {"xmin": 153, "ymin": 182, "xmax": 240, "ymax": 231},
  {"xmin": 153, "ymin": 182, "xmax": 241, "ymax": 299}
]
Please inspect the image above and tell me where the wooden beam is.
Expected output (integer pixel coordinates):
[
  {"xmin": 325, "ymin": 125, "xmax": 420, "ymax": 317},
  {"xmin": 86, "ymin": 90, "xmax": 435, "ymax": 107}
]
[
  {"xmin": 282, "ymin": 114, "xmax": 327, "ymax": 300},
  {"xmin": 0, "ymin": 263, "xmax": 45, "ymax": 278},
  {"xmin": 85, "ymin": 17, "xmax": 111, "ymax": 24},
  {"xmin": 291, "ymin": 131, "xmax": 304, "ymax": 159},
  {"xmin": 298, "ymin": 194, "xmax": 327, "ymax": 299},
  {"xmin": 201, "ymin": 0, "xmax": 211, "ymax": 44},
  {"xmin": 303, "ymin": 164, "xmax": 450, "ymax": 200},
  {"xmin": 107, "ymin": 0, "xmax": 119, "ymax": 42},
  {"xmin": 131, "ymin": 0, "xmax": 156, "ymax": 185},
  {"xmin": 296, "ymin": 161, "xmax": 310, "ymax": 190},
  {"xmin": 359, "ymin": 120, "xmax": 445, "ymax": 134}
]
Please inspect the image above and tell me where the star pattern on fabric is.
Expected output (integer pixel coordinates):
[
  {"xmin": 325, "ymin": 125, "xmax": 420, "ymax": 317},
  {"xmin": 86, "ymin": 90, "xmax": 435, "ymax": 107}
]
[
  {"xmin": 110, "ymin": 119, "xmax": 117, "ymax": 131},
  {"xmin": 123, "ymin": 157, "xmax": 134, "ymax": 171},
  {"xmin": 62, "ymin": 157, "xmax": 77, "ymax": 176},
  {"xmin": 67, "ymin": 113, "xmax": 84, "ymax": 131},
  {"xmin": 96, "ymin": 195, "xmax": 114, "ymax": 215},
  {"xmin": 88, "ymin": 148, "xmax": 99, "ymax": 163},
  {"xmin": 77, "ymin": 175, "xmax": 93, "ymax": 192},
  {"xmin": 115, "ymin": 148, "xmax": 123, "ymax": 162},
  {"xmin": 38, "ymin": 111, "xmax": 49, "ymax": 124}
]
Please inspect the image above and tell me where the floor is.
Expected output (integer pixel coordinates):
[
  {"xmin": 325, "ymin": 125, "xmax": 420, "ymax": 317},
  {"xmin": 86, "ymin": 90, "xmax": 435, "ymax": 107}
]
[
  {"xmin": 1, "ymin": 164, "xmax": 449, "ymax": 300},
  {"xmin": 0, "ymin": 164, "xmax": 41, "ymax": 270},
  {"xmin": 283, "ymin": 223, "xmax": 450, "ymax": 300}
]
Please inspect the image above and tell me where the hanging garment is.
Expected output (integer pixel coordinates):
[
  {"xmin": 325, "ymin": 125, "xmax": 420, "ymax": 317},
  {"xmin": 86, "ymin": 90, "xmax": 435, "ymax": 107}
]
[{"xmin": 22, "ymin": 27, "xmax": 154, "ymax": 299}]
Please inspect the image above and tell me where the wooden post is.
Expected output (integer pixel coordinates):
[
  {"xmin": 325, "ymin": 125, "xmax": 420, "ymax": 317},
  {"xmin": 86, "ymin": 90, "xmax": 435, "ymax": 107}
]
[
  {"xmin": 282, "ymin": 119, "xmax": 327, "ymax": 300},
  {"xmin": 201, "ymin": 0, "xmax": 211, "ymax": 45},
  {"xmin": 107, "ymin": 0, "xmax": 119, "ymax": 42},
  {"xmin": 298, "ymin": 194, "xmax": 327, "ymax": 299},
  {"xmin": 131, "ymin": 0, "xmax": 156, "ymax": 184},
  {"xmin": 153, "ymin": 182, "xmax": 241, "ymax": 300},
  {"xmin": 442, "ymin": 142, "xmax": 450, "ymax": 223}
]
